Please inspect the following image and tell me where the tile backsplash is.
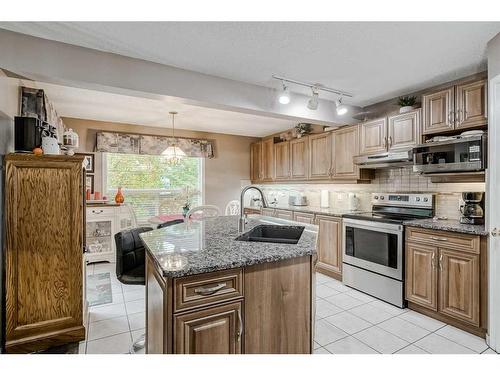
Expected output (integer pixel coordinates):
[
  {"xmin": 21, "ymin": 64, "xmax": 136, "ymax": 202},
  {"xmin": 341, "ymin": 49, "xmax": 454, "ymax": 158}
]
[{"xmin": 253, "ymin": 167, "xmax": 485, "ymax": 220}]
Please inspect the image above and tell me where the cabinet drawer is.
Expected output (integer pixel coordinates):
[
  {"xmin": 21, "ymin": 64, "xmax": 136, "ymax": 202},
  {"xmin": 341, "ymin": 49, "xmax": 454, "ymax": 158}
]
[
  {"xmin": 293, "ymin": 212, "xmax": 315, "ymax": 224},
  {"xmin": 87, "ymin": 206, "xmax": 116, "ymax": 217},
  {"xmin": 275, "ymin": 209, "xmax": 293, "ymax": 220},
  {"xmin": 174, "ymin": 269, "xmax": 243, "ymax": 312},
  {"xmin": 261, "ymin": 208, "xmax": 276, "ymax": 217},
  {"xmin": 406, "ymin": 227, "xmax": 480, "ymax": 254}
]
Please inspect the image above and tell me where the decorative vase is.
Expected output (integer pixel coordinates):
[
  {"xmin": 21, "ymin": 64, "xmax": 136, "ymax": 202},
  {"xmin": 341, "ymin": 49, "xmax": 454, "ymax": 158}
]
[
  {"xmin": 115, "ymin": 187, "xmax": 125, "ymax": 204},
  {"xmin": 399, "ymin": 106, "xmax": 414, "ymax": 114}
]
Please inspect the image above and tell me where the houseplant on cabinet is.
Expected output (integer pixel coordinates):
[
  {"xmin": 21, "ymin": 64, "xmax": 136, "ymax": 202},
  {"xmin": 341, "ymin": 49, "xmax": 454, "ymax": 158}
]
[{"xmin": 397, "ymin": 96, "xmax": 417, "ymax": 113}]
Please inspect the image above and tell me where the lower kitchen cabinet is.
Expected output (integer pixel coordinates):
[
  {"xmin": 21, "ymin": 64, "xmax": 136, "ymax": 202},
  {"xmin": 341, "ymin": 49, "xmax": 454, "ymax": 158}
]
[
  {"xmin": 405, "ymin": 227, "xmax": 486, "ymax": 336},
  {"xmin": 315, "ymin": 215, "xmax": 342, "ymax": 279},
  {"xmin": 275, "ymin": 209, "xmax": 293, "ymax": 220},
  {"xmin": 174, "ymin": 301, "xmax": 243, "ymax": 354},
  {"xmin": 293, "ymin": 212, "xmax": 315, "ymax": 224},
  {"xmin": 439, "ymin": 248, "xmax": 480, "ymax": 326},
  {"xmin": 406, "ymin": 243, "xmax": 438, "ymax": 311}
]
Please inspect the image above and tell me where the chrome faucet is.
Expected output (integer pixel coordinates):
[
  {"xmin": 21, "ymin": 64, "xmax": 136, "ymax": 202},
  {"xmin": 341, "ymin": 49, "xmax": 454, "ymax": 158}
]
[{"xmin": 239, "ymin": 185, "xmax": 268, "ymax": 232}]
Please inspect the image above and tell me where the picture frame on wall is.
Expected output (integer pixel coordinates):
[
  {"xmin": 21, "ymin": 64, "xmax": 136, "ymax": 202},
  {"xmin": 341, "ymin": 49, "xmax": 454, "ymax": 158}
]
[
  {"xmin": 78, "ymin": 153, "xmax": 95, "ymax": 173},
  {"xmin": 85, "ymin": 174, "xmax": 95, "ymax": 194}
]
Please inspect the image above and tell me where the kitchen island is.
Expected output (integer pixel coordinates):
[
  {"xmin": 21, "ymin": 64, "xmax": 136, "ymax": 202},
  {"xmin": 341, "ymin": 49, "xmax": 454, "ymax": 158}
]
[{"xmin": 140, "ymin": 215, "xmax": 318, "ymax": 354}]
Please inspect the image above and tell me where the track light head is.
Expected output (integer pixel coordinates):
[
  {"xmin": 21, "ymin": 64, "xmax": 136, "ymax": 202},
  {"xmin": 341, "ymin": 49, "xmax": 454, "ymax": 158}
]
[
  {"xmin": 335, "ymin": 97, "xmax": 348, "ymax": 115},
  {"xmin": 278, "ymin": 82, "xmax": 291, "ymax": 105},
  {"xmin": 307, "ymin": 88, "xmax": 319, "ymax": 110}
]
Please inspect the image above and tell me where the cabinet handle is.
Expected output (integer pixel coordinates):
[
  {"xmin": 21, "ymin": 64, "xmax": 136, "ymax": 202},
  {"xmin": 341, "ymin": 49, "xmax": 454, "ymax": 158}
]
[
  {"xmin": 388, "ymin": 136, "xmax": 393, "ymax": 148},
  {"xmin": 92, "ymin": 209, "xmax": 104, "ymax": 214},
  {"xmin": 439, "ymin": 254, "xmax": 443, "ymax": 271},
  {"xmin": 448, "ymin": 111, "xmax": 455, "ymax": 125},
  {"xmin": 236, "ymin": 309, "xmax": 243, "ymax": 342},
  {"xmin": 429, "ymin": 236, "xmax": 448, "ymax": 242},
  {"xmin": 431, "ymin": 252, "xmax": 436, "ymax": 269},
  {"xmin": 456, "ymin": 110, "xmax": 462, "ymax": 124},
  {"xmin": 194, "ymin": 283, "xmax": 227, "ymax": 296}
]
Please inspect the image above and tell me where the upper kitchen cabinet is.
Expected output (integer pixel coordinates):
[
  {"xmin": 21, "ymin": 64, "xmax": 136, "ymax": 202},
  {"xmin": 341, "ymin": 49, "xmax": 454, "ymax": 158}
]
[
  {"xmin": 250, "ymin": 141, "xmax": 263, "ymax": 182},
  {"xmin": 308, "ymin": 132, "xmax": 332, "ymax": 180},
  {"xmin": 331, "ymin": 125, "xmax": 360, "ymax": 179},
  {"xmin": 422, "ymin": 87, "xmax": 455, "ymax": 134},
  {"xmin": 422, "ymin": 78, "xmax": 487, "ymax": 135},
  {"xmin": 274, "ymin": 141, "xmax": 290, "ymax": 180},
  {"xmin": 455, "ymin": 79, "xmax": 488, "ymax": 130},
  {"xmin": 289, "ymin": 137, "xmax": 308, "ymax": 180},
  {"xmin": 261, "ymin": 139, "xmax": 275, "ymax": 181},
  {"xmin": 250, "ymin": 139, "xmax": 275, "ymax": 182},
  {"xmin": 359, "ymin": 118, "xmax": 387, "ymax": 155},
  {"xmin": 387, "ymin": 109, "xmax": 422, "ymax": 150}
]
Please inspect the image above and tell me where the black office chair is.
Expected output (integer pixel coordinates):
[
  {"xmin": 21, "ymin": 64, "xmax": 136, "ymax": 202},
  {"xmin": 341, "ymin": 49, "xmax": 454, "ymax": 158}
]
[{"xmin": 157, "ymin": 218, "xmax": 184, "ymax": 229}]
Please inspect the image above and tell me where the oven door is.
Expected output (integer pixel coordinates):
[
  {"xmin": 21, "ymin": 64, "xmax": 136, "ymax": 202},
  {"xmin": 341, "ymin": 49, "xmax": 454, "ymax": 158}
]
[{"xmin": 342, "ymin": 218, "xmax": 403, "ymax": 280}]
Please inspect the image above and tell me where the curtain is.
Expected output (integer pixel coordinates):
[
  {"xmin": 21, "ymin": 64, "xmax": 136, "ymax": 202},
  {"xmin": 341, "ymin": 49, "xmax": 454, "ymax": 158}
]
[{"xmin": 95, "ymin": 131, "xmax": 214, "ymax": 158}]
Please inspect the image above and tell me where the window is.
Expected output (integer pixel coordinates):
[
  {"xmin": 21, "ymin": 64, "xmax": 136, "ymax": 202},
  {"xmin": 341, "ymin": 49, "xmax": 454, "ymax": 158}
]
[{"xmin": 103, "ymin": 153, "xmax": 203, "ymax": 223}]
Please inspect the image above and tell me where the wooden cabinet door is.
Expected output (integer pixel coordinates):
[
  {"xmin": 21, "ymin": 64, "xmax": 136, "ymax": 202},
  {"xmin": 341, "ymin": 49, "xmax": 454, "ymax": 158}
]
[
  {"xmin": 455, "ymin": 79, "xmax": 487, "ymax": 130},
  {"xmin": 261, "ymin": 139, "xmax": 275, "ymax": 181},
  {"xmin": 250, "ymin": 142, "xmax": 262, "ymax": 181},
  {"xmin": 308, "ymin": 133, "xmax": 332, "ymax": 180},
  {"xmin": 5, "ymin": 155, "xmax": 85, "ymax": 352},
  {"xmin": 315, "ymin": 215, "xmax": 342, "ymax": 276},
  {"xmin": 174, "ymin": 301, "xmax": 243, "ymax": 354},
  {"xmin": 388, "ymin": 109, "xmax": 421, "ymax": 150},
  {"xmin": 438, "ymin": 248, "xmax": 480, "ymax": 326},
  {"xmin": 359, "ymin": 118, "xmax": 387, "ymax": 155},
  {"xmin": 332, "ymin": 125, "xmax": 360, "ymax": 179},
  {"xmin": 422, "ymin": 87, "xmax": 455, "ymax": 134},
  {"xmin": 275, "ymin": 209, "xmax": 293, "ymax": 220},
  {"xmin": 274, "ymin": 141, "xmax": 290, "ymax": 180},
  {"xmin": 289, "ymin": 137, "xmax": 308, "ymax": 180},
  {"xmin": 405, "ymin": 243, "xmax": 438, "ymax": 311}
]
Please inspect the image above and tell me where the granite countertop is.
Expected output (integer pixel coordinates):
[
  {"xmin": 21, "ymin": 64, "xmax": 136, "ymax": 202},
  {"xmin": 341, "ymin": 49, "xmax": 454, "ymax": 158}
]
[
  {"xmin": 404, "ymin": 218, "xmax": 488, "ymax": 236},
  {"xmin": 140, "ymin": 215, "xmax": 318, "ymax": 278},
  {"xmin": 247, "ymin": 204, "xmax": 364, "ymax": 217}
]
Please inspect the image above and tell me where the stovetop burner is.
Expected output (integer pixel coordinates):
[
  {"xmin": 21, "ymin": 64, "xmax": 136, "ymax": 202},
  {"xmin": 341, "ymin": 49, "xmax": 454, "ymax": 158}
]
[{"xmin": 344, "ymin": 193, "xmax": 435, "ymax": 224}]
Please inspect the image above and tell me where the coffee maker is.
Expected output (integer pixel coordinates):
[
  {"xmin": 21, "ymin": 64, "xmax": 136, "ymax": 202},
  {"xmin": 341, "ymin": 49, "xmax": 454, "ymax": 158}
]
[{"xmin": 460, "ymin": 192, "xmax": 484, "ymax": 225}]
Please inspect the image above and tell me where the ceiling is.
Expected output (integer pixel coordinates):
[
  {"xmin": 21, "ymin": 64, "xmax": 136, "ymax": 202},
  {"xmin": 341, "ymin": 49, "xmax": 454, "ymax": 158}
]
[
  {"xmin": 1, "ymin": 22, "xmax": 499, "ymax": 106},
  {"xmin": 21, "ymin": 80, "xmax": 296, "ymax": 137}
]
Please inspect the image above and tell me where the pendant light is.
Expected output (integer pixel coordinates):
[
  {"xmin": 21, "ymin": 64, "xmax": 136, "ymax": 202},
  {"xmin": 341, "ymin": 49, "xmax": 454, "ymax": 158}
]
[{"xmin": 162, "ymin": 111, "xmax": 186, "ymax": 165}]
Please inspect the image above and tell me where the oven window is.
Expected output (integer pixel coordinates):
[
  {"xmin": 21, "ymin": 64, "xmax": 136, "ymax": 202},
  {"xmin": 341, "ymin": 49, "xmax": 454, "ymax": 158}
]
[{"xmin": 345, "ymin": 227, "xmax": 398, "ymax": 268}]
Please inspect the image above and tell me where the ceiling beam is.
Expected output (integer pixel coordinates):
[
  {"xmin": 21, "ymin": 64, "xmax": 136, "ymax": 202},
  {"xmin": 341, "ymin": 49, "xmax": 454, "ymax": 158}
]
[{"xmin": 0, "ymin": 29, "xmax": 359, "ymax": 126}]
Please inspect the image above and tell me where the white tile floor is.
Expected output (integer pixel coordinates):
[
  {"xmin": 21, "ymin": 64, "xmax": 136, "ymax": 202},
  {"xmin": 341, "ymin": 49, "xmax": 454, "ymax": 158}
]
[
  {"xmin": 80, "ymin": 263, "xmax": 497, "ymax": 355},
  {"xmin": 79, "ymin": 262, "xmax": 145, "ymax": 354},
  {"xmin": 313, "ymin": 273, "xmax": 496, "ymax": 354}
]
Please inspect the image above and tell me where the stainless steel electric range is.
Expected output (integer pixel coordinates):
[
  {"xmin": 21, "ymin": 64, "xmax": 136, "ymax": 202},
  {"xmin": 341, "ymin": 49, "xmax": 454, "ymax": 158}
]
[{"xmin": 342, "ymin": 193, "xmax": 434, "ymax": 308}]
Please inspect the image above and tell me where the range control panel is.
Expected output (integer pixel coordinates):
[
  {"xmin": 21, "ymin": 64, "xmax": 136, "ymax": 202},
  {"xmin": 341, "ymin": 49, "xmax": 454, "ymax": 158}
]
[{"xmin": 372, "ymin": 193, "xmax": 434, "ymax": 208}]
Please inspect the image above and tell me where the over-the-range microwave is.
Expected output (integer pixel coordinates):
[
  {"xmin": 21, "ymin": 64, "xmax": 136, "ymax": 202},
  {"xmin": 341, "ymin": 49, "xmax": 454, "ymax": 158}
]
[{"xmin": 413, "ymin": 134, "xmax": 487, "ymax": 174}]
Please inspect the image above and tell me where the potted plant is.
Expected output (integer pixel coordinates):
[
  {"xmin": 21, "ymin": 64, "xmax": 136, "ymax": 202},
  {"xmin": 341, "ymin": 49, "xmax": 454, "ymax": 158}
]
[
  {"xmin": 295, "ymin": 123, "xmax": 312, "ymax": 138},
  {"xmin": 397, "ymin": 96, "xmax": 417, "ymax": 114}
]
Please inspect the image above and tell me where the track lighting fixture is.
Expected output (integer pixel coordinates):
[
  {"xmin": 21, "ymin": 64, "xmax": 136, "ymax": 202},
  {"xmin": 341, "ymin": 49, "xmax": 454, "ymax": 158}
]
[
  {"xmin": 278, "ymin": 81, "xmax": 291, "ymax": 105},
  {"xmin": 335, "ymin": 98, "xmax": 348, "ymax": 116},
  {"xmin": 272, "ymin": 74, "xmax": 352, "ymax": 112},
  {"xmin": 307, "ymin": 88, "xmax": 319, "ymax": 110}
]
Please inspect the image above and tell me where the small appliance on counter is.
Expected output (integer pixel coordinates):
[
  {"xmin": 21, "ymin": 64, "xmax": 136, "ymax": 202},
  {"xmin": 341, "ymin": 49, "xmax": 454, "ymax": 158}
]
[
  {"xmin": 288, "ymin": 193, "xmax": 308, "ymax": 206},
  {"xmin": 460, "ymin": 192, "xmax": 484, "ymax": 225}
]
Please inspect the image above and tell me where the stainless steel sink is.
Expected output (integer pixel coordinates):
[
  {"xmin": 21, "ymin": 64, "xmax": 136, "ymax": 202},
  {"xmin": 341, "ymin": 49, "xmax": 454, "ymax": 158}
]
[{"xmin": 235, "ymin": 225, "xmax": 305, "ymax": 244}]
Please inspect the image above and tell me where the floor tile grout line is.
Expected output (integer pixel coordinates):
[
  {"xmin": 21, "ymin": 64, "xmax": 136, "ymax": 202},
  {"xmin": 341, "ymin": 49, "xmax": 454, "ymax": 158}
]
[{"xmin": 432, "ymin": 327, "xmax": 488, "ymax": 353}]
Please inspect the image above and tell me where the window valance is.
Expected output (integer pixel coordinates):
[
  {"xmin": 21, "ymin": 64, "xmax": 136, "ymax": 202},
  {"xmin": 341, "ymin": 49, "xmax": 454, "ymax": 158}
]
[{"xmin": 95, "ymin": 131, "xmax": 215, "ymax": 158}]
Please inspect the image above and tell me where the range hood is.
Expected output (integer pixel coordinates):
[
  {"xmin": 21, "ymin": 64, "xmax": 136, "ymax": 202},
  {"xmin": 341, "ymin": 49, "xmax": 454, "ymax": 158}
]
[{"xmin": 353, "ymin": 150, "xmax": 413, "ymax": 169}]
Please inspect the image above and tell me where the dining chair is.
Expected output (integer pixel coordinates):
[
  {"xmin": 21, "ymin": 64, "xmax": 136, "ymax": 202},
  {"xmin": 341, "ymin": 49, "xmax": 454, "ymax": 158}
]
[
  {"xmin": 224, "ymin": 200, "xmax": 241, "ymax": 216},
  {"xmin": 184, "ymin": 205, "xmax": 220, "ymax": 221}
]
